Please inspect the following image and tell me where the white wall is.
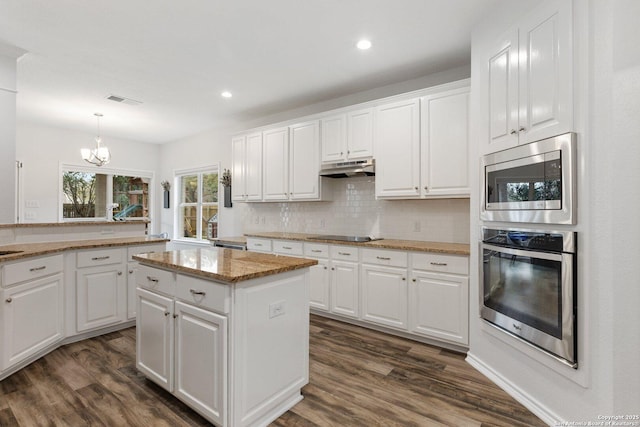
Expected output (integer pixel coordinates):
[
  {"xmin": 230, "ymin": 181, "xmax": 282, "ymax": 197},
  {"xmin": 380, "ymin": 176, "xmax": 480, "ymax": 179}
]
[
  {"xmin": 467, "ymin": 0, "xmax": 640, "ymax": 423},
  {"xmin": 0, "ymin": 50, "xmax": 19, "ymax": 223},
  {"xmin": 16, "ymin": 122, "xmax": 161, "ymax": 227}
]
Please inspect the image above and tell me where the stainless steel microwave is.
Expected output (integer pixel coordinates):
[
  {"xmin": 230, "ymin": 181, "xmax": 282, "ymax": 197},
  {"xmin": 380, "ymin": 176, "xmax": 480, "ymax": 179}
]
[{"xmin": 481, "ymin": 133, "xmax": 577, "ymax": 225}]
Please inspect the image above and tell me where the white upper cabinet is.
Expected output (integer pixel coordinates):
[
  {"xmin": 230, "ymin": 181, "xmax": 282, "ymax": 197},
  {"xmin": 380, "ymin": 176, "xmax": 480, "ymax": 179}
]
[
  {"xmin": 375, "ymin": 98, "xmax": 421, "ymax": 198},
  {"xmin": 420, "ymin": 86, "xmax": 470, "ymax": 197},
  {"xmin": 289, "ymin": 120, "xmax": 321, "ymax": 200},
  {"xmin": 321, "ymin": 108, "xmax": 374, "ymax": 163},
  {"xmin": 486, "ymin": 0, "xmax": 572, "ymax": 153},
  {"xmin": 262, "ymin": 127, "xmax": 289, "ymax": 201},
  {"xmin": 232, "ymin": 132, "xmax": 262, "ymax": 202}
]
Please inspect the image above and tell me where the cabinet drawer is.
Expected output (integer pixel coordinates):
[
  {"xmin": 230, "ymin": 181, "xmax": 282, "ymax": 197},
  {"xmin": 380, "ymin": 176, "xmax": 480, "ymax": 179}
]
[
  {"xmin": 136, "ymin": 265, "xmax": 176, "ymax": 296},
  {"xmin": 2, "ymin": 254, "xmax": 64, "ymax": 287},
  {"xmin": 304, "ymin": 243, "xmax": 329, "ymax": 258},
  {"xmin": 77, "ymin": 248, "xmax": 123, "ymax": 268},
  {"xmin": 362, "ymin": 248, "xmax": 408, "ymax": 268},
  {"xmin": 273, "ymin": 240, "xmax": 303, "ymax": 256},
  {"xmin": 330, "ymin": 245, "xmax": 359, "ymax": 262},
  {"xmin": 176, "ymin": 274, "xmax": 230, "ymax": 314},
  {"xmin": 247, "ymin": 238, "xmax": 272, "ymax": 253},
  {"xmin": 411, "ymin": 252, "xmax": 468, "ymax": 275},
  {"xmin": 127, "ymin": 244, "xmax": 166, "ymax": 261}
]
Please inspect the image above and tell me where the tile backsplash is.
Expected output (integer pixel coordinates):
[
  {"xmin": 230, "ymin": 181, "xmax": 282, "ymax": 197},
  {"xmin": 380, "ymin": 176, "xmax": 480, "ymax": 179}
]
[{"xmin": 242, "ymin": 177, "xmax": 470, "ymax": 243}]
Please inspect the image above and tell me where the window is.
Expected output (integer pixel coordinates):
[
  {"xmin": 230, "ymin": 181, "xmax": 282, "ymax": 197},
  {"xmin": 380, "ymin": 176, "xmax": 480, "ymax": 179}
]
[
  {"xmin": 60, "ymin": 165, "xmax": 151, "ymax": 221},
  {"xmin": 176, "ymin": 166, "xmax": 219, "ymax": 240}
]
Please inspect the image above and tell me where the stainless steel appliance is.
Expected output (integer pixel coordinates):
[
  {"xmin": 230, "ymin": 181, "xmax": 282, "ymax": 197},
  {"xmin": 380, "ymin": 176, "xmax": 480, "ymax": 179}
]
[
  {"xmin": 480, "ymin": 227, "xmax": 577, "ymax": 368},
  {"xmin": 319, "ymin": 159, "xmax": 375, "ymax": 178},
  {"xmin": 481, "ymin": 133, "xmax": 576, "ymax": 224}
]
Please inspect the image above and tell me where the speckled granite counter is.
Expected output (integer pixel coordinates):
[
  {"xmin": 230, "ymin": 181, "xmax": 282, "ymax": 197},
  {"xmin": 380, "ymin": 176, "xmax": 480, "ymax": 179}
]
[
  {"xmin": 243, "ymin": 232, "xmax": 470, "ymax": 256},
  {"xmin": 0, "ymin": 237, "xmax": 169, "ymax": 262},
  {"xmin": 134, "ymin": 248, "xmax": 317, "ymax": 283}
]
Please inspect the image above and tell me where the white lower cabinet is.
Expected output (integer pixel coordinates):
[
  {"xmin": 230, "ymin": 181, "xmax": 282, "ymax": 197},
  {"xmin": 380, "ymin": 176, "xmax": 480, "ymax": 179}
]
[
  {"xmin": 361, "ymin": 264, "xmax": 408, "ymax": 330},
  {"xmin": 409, "ymin": 252, "xmax": 469, "ymax": 346},
  {"xmin": 136, "ymin": 287, "xmax": 173, "ymax": 390},
  {"xmin": 76, "ymin": 263, "xmax": 126, "ymax": 332},
  {"xmin": 1, "ymin": 272, "xmax": 64, "ymax": 371},
  {"xmin": 174, "ymin": 301, "xmax": 227, "ymax": 426},
  {"xmin": 308, "ymin": 259, "xmax": 330, "ymax": 311},
  {"xmin": 127, "ymin": 244, "xmax": 166, "ymax": 320},
  {"xmin": 330, "ymin": 260, "xmax": 359, "ymax": 319}
]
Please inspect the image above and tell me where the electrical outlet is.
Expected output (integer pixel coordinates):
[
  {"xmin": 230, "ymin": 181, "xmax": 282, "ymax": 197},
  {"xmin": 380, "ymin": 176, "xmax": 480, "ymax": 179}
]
[
  {"xmin": 24, "ymin": 211, "xmax": 36, "ymax": 220},
  {"xmin": 320, "ymin": 219, "xmax": 325, "ymax": 229},
  {"xmin": 254, "ymin": 217, "xmax": 259, "ymax": 224},
  {"xmin": 413, "ymin": 221, "xmax": 421, "ymax": 232},
  {"xmin": 269, "ymin": 301, "xmax": 286, "ymax": 319},
  {"xmin": 25, "ymin": 200, "xmax": 40, "ymax": 208},
  {"xmin": 101, "ymin": 228, "xmax": 115, "ymax": 235},
  {"xmin": 261, "ymin": 216, "xmax": 266, "ymax": 225}
]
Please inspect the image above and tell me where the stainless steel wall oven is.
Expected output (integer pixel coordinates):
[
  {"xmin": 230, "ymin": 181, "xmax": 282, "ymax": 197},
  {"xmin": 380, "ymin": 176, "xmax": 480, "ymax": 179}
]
[
  {"xmin": 480, "ymin": 227, "xmax": 577, "ymax": 368},
  {"xmin": 481, "ymin": 133, "xmax": 577, "ymax": 225}
]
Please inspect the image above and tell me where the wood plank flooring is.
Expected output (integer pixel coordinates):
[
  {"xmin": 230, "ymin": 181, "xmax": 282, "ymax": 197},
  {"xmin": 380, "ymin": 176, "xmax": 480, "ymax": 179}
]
[{"xmin": 0, "ymin": 315, "xmax": 545, "ymax": 426}]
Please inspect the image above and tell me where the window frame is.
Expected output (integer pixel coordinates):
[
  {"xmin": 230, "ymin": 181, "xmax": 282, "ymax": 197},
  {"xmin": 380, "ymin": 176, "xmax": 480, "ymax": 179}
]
[
  {"xmin": 173, "ymin": 164, "xmax": 220, "ymax": 243},
  {"xmin": 58, "ymin": 163, "xmax": 155, "ymax": 223}
]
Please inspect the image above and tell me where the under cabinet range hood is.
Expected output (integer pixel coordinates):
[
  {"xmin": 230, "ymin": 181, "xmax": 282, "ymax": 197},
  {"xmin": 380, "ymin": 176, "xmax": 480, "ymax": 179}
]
[{"xmin": 319, "ymin": 159, "xmax": 375, "ymax": 178}]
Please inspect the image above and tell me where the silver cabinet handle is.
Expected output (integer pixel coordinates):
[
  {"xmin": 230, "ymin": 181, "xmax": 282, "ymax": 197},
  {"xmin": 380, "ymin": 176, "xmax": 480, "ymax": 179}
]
[
  {"xmin": 5, "ymin": 298, "xmax": 12, "ymax": 303},
  {"xmin": 430, "ymin": 262, "xmax": 448, "ymax": 266},
  {"xmin": 255, "ymin": 243, "xmax": 263, "ymax": 247},
  {"xmin": 29, "ymin": 266, "xmax": 46, "ymax": 272},
  {"xmin": 512, "ymin": 323, "xmax": 522, "ymax": 330},
  {"xmin": 92, "ymin": 256, "xmax": 110, "ymax": 261},
  {"xmin": 510, "ymin": 129, "xmax": 517, "ymax": 135},
  {"xmin": 311, "ymin": 249, "xmax": 322, "ymax": 253},
  {"xmin": 338, "ymin": 252, "xmax": 351, "ymax": 256},
  {"xmin": 282, "ymin": 246, "xmax": 292, "ymax": 250},
  {"xmin": 146, "ymin": 276, "xmax": 159, "ymax": 283},
  {"xmin": 190, "ymin": 289, "xmax": 206, "ymax": 296},
  {"xmin": 519, "ymin": 126, "xmax": 526, "ymax": 132},
  {"xmin": 376, "ymin": 256, "xmax": 391, "ymax": 261}
]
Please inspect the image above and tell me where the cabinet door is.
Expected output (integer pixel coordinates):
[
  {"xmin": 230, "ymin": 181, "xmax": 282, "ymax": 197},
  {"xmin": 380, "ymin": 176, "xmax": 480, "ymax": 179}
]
[
  {"xmin": 409, "ymin": 271, "xmax": 468, "ymax": 345},
  {"xmin": 488, "ymin": 28, "xmax": 519, "ymax": 153},
  {"xmin": 330, "ymin": 260, "xmax": 359, "ymax": 318},
  {"xmin": 347, "ymin": 107, "xmax": 374, "ymax": 159},
  {"xmin": 136, "ymin": 288, "xmax": 173, "ymax": 391},
  {"xmin": 262, "ymin": 127, "xmax": 289, "ymax": 201},
  {"xmin": 420, "ymin": 87, "xmax": 470, "ymax": 197},
  {"xmin": 361, "ymin": 265, "xmax": 408, "ymax": 330},
  {"xmin": 231, "ymin": 135, "xmax": 246, "ymax": 201},
  {"xmin": 518, "ymin": 0, "xmax": 572, "ymax": 144},
  {"xmin": 321, "ymin": 115, "xmax": 346, "ymax": 163},
  {"xmin": 245, "ymin": 132, "xmax": 263, "ymax": 201},
  {"xmin": 309, "ymin": 259, "xmax": 330, "ymax": 311},
  {"xmin": 174, "ymin": 301, "xmax": 227, "ymax": 426},
  {"xmin": 127, "ymin": 262, "xmax": 138, "ymax": 320},
  {"xmin": 76, "ymin": 265, "xmax": 126, "ymax": 332},
  {"xmin": 375, "ymin": 98, "xmax": 421, "ymax": 198},
  {"xmin": 289, "ymin": 120, "xmax": 320, "ymax": 200},
  {"xmin": 2, "ymin": 274, "xmax": 64, "ymax": 370}
]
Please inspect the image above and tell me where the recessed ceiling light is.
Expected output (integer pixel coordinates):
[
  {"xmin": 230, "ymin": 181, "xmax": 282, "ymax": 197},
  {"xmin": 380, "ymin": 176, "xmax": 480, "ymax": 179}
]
[
  {"xmin": 356, "ymin": 39, "xmax": 372, "ymax": 50},
  {"xmin": 221, "ymin": 91, "xmax": 233, "ymax": 98}
]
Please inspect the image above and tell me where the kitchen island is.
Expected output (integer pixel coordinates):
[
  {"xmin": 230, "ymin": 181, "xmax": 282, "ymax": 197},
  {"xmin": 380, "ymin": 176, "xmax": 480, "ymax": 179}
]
[{"xmin": 133, "ymin": 248, "xmax": 317, "ymax": 427}]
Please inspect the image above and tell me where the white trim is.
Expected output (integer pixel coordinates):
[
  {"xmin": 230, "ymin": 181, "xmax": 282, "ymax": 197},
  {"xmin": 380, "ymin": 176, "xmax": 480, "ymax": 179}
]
[
  {"xmin": 173, "ymin": 163, "xmax": 220, "ymax": 242},
  {"xmin": 465, "ymin": 352, "xmax": 561, "ymax": 426}
]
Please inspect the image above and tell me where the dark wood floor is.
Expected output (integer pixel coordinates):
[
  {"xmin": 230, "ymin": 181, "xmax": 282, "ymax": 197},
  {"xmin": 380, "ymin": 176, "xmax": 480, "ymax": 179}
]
[{"xmin": 0, "ymin": 315, "xmax": 545, "ymax": 426}]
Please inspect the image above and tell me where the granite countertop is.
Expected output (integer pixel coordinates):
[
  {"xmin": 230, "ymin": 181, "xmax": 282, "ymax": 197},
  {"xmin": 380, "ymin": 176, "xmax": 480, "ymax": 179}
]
[
  {"xmin": 0, "ymin": 221, "xmax": 149, "ymax": 229},
  {"xmin": 134, "ymin": 248, "xmax": 317, "ymax": 283},
  {"xmin": 243, "ymin": 232, "xmax": 470, "ymax": 256},
  {"xmin": 0, "ymin": 237, "xmax": 169, "ymax": 263}
]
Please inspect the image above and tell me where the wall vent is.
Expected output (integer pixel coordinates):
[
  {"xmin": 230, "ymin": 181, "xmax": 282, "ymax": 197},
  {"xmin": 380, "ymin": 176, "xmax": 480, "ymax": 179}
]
[{"xmin": 106, "ymin": 94, "xmax": 143, "ymax": 106}]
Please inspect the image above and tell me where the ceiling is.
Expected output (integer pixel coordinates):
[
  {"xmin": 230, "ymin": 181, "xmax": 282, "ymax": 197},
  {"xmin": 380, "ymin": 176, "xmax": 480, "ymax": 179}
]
[{"xmin": 0, "ymin": 0, "xmax": 497, "ymax": 144}]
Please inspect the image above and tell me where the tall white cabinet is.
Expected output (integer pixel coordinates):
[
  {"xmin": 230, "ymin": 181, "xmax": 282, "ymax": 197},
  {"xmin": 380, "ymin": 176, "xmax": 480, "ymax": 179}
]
[
  {"xmin": 486, "ymin": 0, "xmax": 573, "ymax": 154},
  {"xmin": 232, "ymin": 132, "xmax": 263, "ymax": 202}
]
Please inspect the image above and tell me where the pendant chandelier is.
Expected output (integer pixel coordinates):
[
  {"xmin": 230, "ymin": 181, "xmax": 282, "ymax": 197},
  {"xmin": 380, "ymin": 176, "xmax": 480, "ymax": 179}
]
[{"xmin": 81, "ymin": 113, "xmax": 111, "ymax": 166}]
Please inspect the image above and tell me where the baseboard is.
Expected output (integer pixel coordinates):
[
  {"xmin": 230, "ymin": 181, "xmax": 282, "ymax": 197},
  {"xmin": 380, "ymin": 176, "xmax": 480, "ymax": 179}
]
[{"xmin": 466, "ymin": 351, "xmax": 560, "ymax": 426}]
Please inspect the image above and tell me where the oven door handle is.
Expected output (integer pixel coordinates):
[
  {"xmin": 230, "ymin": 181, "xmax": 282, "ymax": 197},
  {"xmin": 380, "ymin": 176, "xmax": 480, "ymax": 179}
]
[{"xmin": 481, "ymin": 243, "xmax": 564, "ymax": 262}]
